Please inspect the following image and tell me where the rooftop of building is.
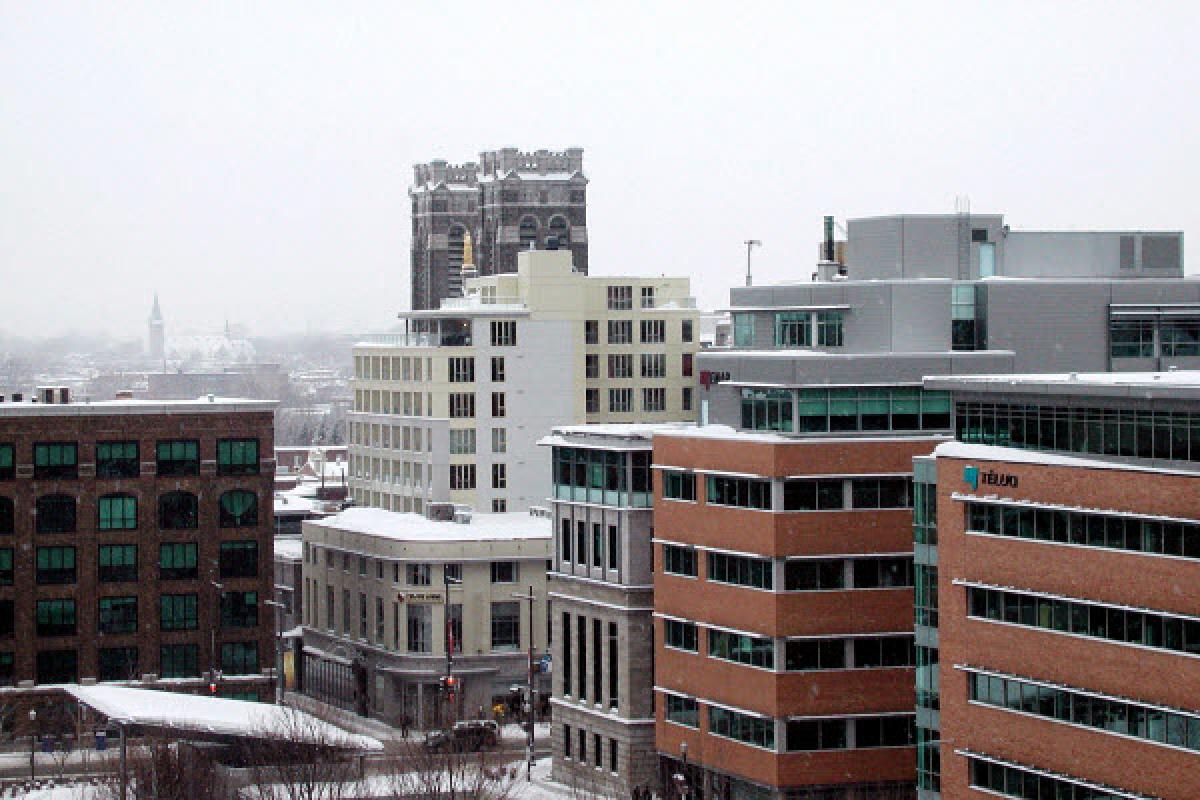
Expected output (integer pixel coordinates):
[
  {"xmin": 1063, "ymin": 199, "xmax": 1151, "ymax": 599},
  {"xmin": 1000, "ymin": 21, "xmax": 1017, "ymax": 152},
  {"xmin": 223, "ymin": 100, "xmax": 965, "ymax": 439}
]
[
  {"xmin": 539, "ymin": 422, "xmax": 695, "ymax": 449},
  {"xmin": 274, "ymin": 537, "xmax": 304, "ymax": 561},
  {"xmin": 653, "ymin": 424, "xmax": 951, "ymax": 446},
  {"xmin": 308, "ymin": 506, "xmax": 552, "ymax": 543},
  {"xmin": 0, "ymin": 393, "xmax": 276, "ymax": 417},
  {"xmin": 933, "ymin": 440, "xmax": 1200, "ymax": 477},
  {"xmin": 925, "ymin": 370, "xmax": 1200, "ymax": 400}
]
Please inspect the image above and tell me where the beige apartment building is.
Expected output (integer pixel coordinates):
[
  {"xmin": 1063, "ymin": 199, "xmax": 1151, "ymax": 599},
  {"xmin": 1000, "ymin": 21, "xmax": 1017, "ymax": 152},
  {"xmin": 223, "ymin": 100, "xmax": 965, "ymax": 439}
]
[
  {"xmin": 299, "ymin": 505, "xmax": 552, "ymax": 726},
  {"xmin": 349, "ymin": 247, "xmax": 699, "ymax": 513}
]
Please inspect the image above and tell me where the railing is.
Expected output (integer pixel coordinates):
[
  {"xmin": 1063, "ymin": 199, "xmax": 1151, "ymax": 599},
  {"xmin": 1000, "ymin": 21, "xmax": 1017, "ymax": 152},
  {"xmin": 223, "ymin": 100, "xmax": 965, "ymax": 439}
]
[
  {"xmin": 439, "ymin": 295, "xmax": 525, "ymax": 309},
  {"xmin": 356, "ymin": 333, "xmax": 473, "ymax": 347}
]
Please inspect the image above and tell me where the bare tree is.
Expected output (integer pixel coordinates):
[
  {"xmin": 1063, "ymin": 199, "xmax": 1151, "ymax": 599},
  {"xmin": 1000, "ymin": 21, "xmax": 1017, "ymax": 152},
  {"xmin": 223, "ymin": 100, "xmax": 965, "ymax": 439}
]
[
  {"xmin": 376, "ymin": 736, "xmax": 518, "ymax": 800},
  {"xmin": 92, "ymin": 734, "xmax": 232, "ymax": 800},
  {"xmin": 239, "ymin": 706, "xmax": 365, "ymax": 800}
]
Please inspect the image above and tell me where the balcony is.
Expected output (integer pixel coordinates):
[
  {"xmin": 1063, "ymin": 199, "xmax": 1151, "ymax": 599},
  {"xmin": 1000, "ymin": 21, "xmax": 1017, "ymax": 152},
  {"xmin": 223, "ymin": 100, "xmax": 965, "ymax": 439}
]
[{"xmin": 357, "ymin": 332, "xmax": 473, "ymax": 348}]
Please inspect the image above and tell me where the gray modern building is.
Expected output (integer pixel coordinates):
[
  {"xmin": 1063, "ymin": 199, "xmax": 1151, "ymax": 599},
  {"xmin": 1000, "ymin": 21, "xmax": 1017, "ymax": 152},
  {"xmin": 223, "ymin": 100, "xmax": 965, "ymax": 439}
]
[
  {"xmin": 409, "ymin": 148, "xmax": 589, "ymax": 310},
  {"xmin": 540, "ymin": 424, "xmax": 689, "ymax": 796}
]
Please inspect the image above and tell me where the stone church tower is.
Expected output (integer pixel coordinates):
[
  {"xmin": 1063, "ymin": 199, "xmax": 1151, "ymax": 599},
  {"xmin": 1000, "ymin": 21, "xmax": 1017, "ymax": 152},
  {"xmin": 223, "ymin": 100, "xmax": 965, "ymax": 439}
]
[
  {"xmin": 147, "ymin": 292, "xmax": 165, "ymax": 361},
  {"xmin": 409, "ymin": 148, "xmax": 588, "ymax": 310}
]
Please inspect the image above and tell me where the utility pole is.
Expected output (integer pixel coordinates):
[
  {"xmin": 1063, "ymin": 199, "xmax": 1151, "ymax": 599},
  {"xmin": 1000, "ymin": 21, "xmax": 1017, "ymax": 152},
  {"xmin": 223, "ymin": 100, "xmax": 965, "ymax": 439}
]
[
  {"xmin": 744, "ymin": 239, "xmax": 762, "ymax": 286},
  {"xmin": 443, "ymin": 565, "xmax": 461, "ymax": 726},
  {"xmin": 512, "ymin": 586, "xmax": 537, "ymax": 781},
  {"xmin": 264, "ymin": 599, "xmax": 286, "ymax": 705}
]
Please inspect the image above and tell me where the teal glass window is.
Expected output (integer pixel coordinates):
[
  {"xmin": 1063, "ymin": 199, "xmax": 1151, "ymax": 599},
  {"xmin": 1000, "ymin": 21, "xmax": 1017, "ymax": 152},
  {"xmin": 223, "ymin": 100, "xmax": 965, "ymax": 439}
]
[
  {"xmin": 98, "ymin": 494, "xmax": 137, "ymax": 531},
  {"xmin": 733, "ymin": 313, "xmax": 755, "ymax": 347},
  {"xmin": 774, "ymin": 312, "xmax": 810, "ymax": 347}
]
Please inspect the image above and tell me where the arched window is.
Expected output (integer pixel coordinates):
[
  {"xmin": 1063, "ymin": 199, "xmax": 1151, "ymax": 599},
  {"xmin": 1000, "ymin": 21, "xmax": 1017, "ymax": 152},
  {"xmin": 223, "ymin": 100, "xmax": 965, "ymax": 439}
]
[
  {"xmin": 447, "ymin": 225, "xmax": 467, "ymax": 268},
  {"xmin": 98, "ymin": 493, "xmax": 138, "ymax": 531},
  {"xmin": 0, "ymin": 497, "xmax": 12, "ymax": 534},
  {"xmin": 36, "ymin": 495, "xmax": 76, "ymax": 533},
  {"xmin": 159, "ymin": 491, "xmax": 199, "ymax": 530},
  {"xmin": 219, "ymin": 490, "xmax": 258, "ymax": 528},
  {"xmin": 548, "ymin": 215, "xmax": 569, "ymax": 247},
  {"xmin": 518, "ymin": 217, "xmax": 538, "ymax": 250}
]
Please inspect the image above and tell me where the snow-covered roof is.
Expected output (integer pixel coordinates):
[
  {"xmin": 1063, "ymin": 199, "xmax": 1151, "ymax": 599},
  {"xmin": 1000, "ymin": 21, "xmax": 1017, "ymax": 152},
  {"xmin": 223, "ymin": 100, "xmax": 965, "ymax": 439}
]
[
  {"xmin": 539, "ymin": 422, "xmax": 695, "ymax": 449},
  {"xmin": 653, "ymin": 424, "xmax": 948, "ymax": 446},
  {"xmin": 274, "ymin": 537, "xmax": 304, "ymax": 560},
  {"xmin": 933, "ymin": 441, "xmax": 1200, "ymax": 476},
  {"xmin": 925, "ymin": 370, "xmax": 1200, "ymax": 398},
  {"xmin": 63, "ymin": 685, "xmax": 382, "ymax": 750},
  {"xmin": 310, "ymin": 507, "xmax": 551, "ymax": 542},
  {"xmin": 0, "ymin": 396, "xmax": 275, "ymax": 417}
]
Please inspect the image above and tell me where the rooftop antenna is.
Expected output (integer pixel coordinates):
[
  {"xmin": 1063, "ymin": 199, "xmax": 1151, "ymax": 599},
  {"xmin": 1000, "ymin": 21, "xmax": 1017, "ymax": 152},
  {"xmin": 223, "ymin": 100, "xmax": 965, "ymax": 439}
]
[{"xmin": 744, "ymin": 239, "xmax": 762, "ymax": 287}]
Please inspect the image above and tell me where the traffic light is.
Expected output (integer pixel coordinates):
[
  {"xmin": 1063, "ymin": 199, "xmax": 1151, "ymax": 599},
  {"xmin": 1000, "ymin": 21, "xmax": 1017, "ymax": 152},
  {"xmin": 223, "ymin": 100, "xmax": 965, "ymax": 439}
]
[
  {"xmin": 209, "ymin": 681, "xmax": 218, "ymax": 696},
  {"xmin": 441, "ymin": 675, "xmax": 458, "ymax": 703}
]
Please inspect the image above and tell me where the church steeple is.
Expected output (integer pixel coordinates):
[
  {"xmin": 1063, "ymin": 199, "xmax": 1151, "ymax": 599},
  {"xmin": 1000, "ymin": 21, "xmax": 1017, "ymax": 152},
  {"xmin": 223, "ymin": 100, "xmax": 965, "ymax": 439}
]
[{"xmin": 148, "ymin": 292, "xmax": 165, "ymax": 361}]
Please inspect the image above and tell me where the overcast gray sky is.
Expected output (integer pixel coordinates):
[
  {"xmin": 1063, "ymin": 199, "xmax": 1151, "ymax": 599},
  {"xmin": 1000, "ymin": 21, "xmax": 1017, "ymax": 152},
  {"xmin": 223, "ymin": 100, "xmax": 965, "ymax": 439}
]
[{"xmin": 3, "ymin": 1, "xmax": 1198, "ymax": 340}]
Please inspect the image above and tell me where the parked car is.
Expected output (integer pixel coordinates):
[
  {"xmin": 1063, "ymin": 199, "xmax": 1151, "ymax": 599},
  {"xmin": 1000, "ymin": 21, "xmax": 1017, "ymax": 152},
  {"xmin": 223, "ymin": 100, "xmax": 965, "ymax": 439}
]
[{"xmin": 423, "ymin": 720, "xmax": 500, "ymax": 753}]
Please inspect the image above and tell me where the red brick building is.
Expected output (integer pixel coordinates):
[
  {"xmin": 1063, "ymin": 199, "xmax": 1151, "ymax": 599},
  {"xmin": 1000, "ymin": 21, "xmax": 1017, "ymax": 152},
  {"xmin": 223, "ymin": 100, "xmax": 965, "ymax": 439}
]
[
  {"xmin": 653, "ymin": 430, "xmax": 941, "ymax": 799},
  {"xmin": 0, "ymin": 393, "xmax": 276, "ymax": 699}
]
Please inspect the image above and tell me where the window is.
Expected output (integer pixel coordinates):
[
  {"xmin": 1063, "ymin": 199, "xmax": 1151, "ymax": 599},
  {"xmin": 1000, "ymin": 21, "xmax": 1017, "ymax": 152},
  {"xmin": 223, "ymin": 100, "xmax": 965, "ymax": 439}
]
[
  {"xmin": 0, "ymin": 497, "xmax": 11, "ymax": 534},
  {"xmin": 852, "ymin": 557, "xmax": 914, "ymax": 588},
  {"xmin": 971, "ymin": 228, "xmax": 989, "ymax": 243},
  {"xmin": 564, "ymin": 724, "xmax": 572, "ymax": 758},
  {"xmin": 608, "ymin": 354, "xmax": 633, "ymax": 378},
  {"xmin": 609, "ymin": 738, "xmax": 618, "ymax": 772},
  {"xmin": 0, "ymin": 600, "xmax": 11, "ymax": 637},
  {"xmin": 448, "ymin": 357, "xmax": 475, "ymax": 383},
  {"xmin": 98, "ymin": 494, "xmax": 137, "ymax": 530},
  {"xmin": 492, "ymin": 463, "xmax": 507, "ymax": 489},
  {"xmin": 662, "ymin": 544, "xmax": 700, "ymax": 575},
  {"xmin": 710, "ymin": 707, "xmax": 774, "ymax": 750},
  {"xmin": 99, "ymin": 545, "xmax": 137, "ymax": 583},
  {"xmin": 36, "ymin": 650, "xmax": 77, "ymax": 684},
  {"xmin": 951, "ymin": 285, "xmax": 977, "ymax": 351},
  {"xmin": 640, "ymin": 353, "xmax": 666, "ymax": 378},
  {"xmin": 642, "ymin": 388, "xmax": 666, "ymax": 412},
  {"xmin": 662, "ymin": 470, "xmax": 700, "ymax": 501},
  {"xmin": 682, "ymin": 319, "xmax": 694, "ymax": 343},
  {"xmin": 97, "ymin": 647, "xmax": 138, "ymax": 682},
  {"xmin": 705, "ymin": 476, "xmax": 772, "ymax": 509},
  {"xmin": 221, "ymin": 642, "xmax": 259, "ymax": 675},
  {"xmin": 708, "ymin": 552, "xmax": 773, "ymax": 589},
  {"xmin": 0, "ymin": 444, "xmax": 13, "ymax": 480},
  {"xmin": 217, "ymin": 439, "xmax": 259, "ymax": 475},
  {"xmin": 0, "ymin": 549, "xmax": 11, "ymax": 585},
  {"xmin": 638, "ymin": 286, "xmax": 656, "ymax": 309},
  {"xmin": 853, "ymin": 636, "xmax": 915, "ymax": 668},
  {"xmin": 784, "ymin": 559, "xmax": 844, "ymax": 590},
  {"xmin": 491, "ymin": 561, "xmax": 517, "ymax": 583},
  {"xmin": 785, "ymin": 639, "xmax": 846, "ymax": 671},
  {"xmin": 158, "ymin": 491, "xmax": 198, "ymax": 529},
  {"xmin": 709, "ymin": 629, "xmax": 774, "ymax": 669},
  {"xmin": 609, "ymin": 389, "xmax": 633, "ymax": 413},
  {"xmin": 98, "ymin": 596, "xmax": 138, "ymax": 634},
  {"xmin": 160, "ymin": 594, "xmax": 198, "ymax": 630},
  {"xmin": 741, "ymin": 388, "xmax": 793, "ymax": 432},
  {"xmin": 664, "ymin": 693, "xmax": 700, "ymax": 727},
  {"xmin": 36, "ymin": 495, "xmax": 76, "ymax": 533},
  {"xmin": 585, "ymin": 389, "xmax": 600, "ymax": 413},
  {"xmin": 447, "ymin": 603, "xmax": 462, "ymax": 653},
  {"xmin": 492, "ymin": 498, "xmax": 507, "ymax": 512},
  {"xmin": 607, "ymin": 320, "xmax": 632, "ymax": 345},
  {"xmin": 490, "ymin": 320, "xmax": 517, "ymax": 346},
  {"xmin": 817, "ymin": 312, "xmax": 843, "ymax": 346},
  {"xmin": 221, "ymin": 591, "xmax": 259, "ymax": 628},
  {"xmin": 491, "ymin": 602, "xmax": 520, "ymax": 650},
  {"xmin": 584, "ymin": 320, "xmax": 599, "ymax": 344},
  {"xmin": 733, "ymin": 313, "xmax": 754, "ymax": 347},
  {"xmin": 640, "ymin": 319, "xmax": 665, "ymax": 343},
  {"xmin": 783, "ymin": 479, "xmax": 844, "ymax": 510},
  {"xmin": 448, "ymin": 428, "xmax": 476, "ymax": 455},
  {"xmin": 406, "ymin": 564, "xmax": 431, "ymax": 585},
  {"xmin": 607, "ymin": 286, "xmax": 633, "ymax": 310},
  {"xmin": 1162, "ymin": 320, "xmax": 1200, "ymax": 357},
  {"xmin": 591, "ymin": 523, "xmax": 603, "ymax": 568},
  {"xmin": 449, "ymin": 393, "xmax": 476, "ymax": 418},
  {"xmin": 664, "ymin": 619, "xmax": 698, "ymax": 651},
  {"xmin": 407, "ymin": 604, "xmax": 432, "ymax": 653},
  {"xmin": 681, "ymin": 352, "xmax": 693, "ymax": 378},
  {"xmin": 96, "ymin": 442, "xmax": 139, "ymax": 478},
  {"xmin": 159, "ymin": 542, "xmax": 198, "ymax": 580},
  {"xmin": 795, "ymin": 387, "xmax": 951, "ymax": 433},
  {"xmin": 160, "ymin": 644, "xmax": 199, "ymax": 678},
  {"xmin": 36, "ymin": 599, "xmax": 76, "ymax": 636},
  {"xmin": 218, "ymin": 490, "xmax": 257, "ymax": 528},
  {"xmin": 491, "ymin": 428, "xmax": 506, "ymax": 453},
  {"xmin": 34, "ymin": 443, "xmax": 78, "ymax": 479},
  {"xmin": 682, "ymin": 387, "xmax": 693, "ymax": 411},
  {"xmin": 608, "ymin": 525, "xmax": 618, "ymax": 571},
  {"xmin": 491, "ymin": 356, "xmax": 505, "ymax": 382},
  {"xmin": 850, "ymin": 477, "xmax": 913, "ymax": 509},
  {"xmin": 450, "ymin": 464, "xmax": 476, "ymax": 490},
  {"xmin": 1111, "ymin": 320, "xmax": 1156, "ymax": 358},
  {"xmin": 585, "ymin": 354, "xmax": 599, "ymax": 378},
  {"xmin": 220, "ymin": 541, "xmax": 258, "ymax": 578},
  {"xmin": 491, "ymin": 392, "xmax": 506, "ymax": 417},
  {"xmin": 774, "ymin": 312, "xmax": 810, "ymax": 347},
  {"xmin": 36, "ymin": 546, "xmax": 76, "ymax": 585},
  {"xmin": 156, "ymin": 440, "xmax": 199, "ymax": 476}
]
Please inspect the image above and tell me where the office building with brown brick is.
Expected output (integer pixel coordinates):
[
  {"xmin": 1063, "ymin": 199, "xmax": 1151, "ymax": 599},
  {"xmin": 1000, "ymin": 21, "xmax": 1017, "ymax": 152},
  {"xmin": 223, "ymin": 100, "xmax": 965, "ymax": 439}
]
[
  {"xmin": 0, "ymin": 392, "xmax": 276, "ymax": 699},
  {"xmin": 922, "ymin": 371, "xmax": 1200, "ymax": 800}
]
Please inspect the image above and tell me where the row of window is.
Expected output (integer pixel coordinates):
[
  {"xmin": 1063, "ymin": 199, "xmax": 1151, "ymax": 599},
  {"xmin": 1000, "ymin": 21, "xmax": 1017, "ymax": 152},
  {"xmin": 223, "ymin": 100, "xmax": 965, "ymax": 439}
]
[
  {"xmin": 448, "ymin": 428, "xmax": 507, "ymax": 455},
  {"xmin": 354, "ymin": 354, "xmax": 432, "ymax": 381},
  {"xmin": 589, "ymin": 387, "xmax": 681, "ymax": 414},
  {"xmin": 968, "ymin": 754, "xmax": 1153, "ymax": 800},
  {"xmin": 731, "ymin": 311, "xmax": 844, "ymax": 349},
  {"xmin": 561, "ymin": 724, "xmax": 621, "ymax": 776},
  {"xmin": 583, "ymin": 352, "xmax": 693, "ymax": 379},
  {"xmin": 663, "ymin": 620, "xmax": 914, "ymax": 671},
  {"xmin": 558, "ymin": 518, "xmax": 621, "ymax": 572},
  {"xmin": 664, "ymin": 695, "xmax": 915, "ymax": 752},
  {"xmin": 446, "ymin": 356, "xmax": 507, "ymax": 384},
  {"xmin": 956, "ymin": 402, "xmax": 1200, "ymax": 463},
  {"xmin": 306, "ymin": 547, "xmax": 517, "ymax": 585},
  {"xmin": 740, "ymin": 387, "xmax": 952, "ymax": 434},
  {"xmin": 966, "ymin": 501, "xmax": 1200, "ymax": 560},
  {"xmin": 448, "ymin": 462, "xmax": 507, "ymax": 491},
  {"xmin": 560, "ymin": 613, "xmax": 619, "ymax": 709},
  {"xmin": 0, "ymin": 439, "xmax": 259, "ymax": 481},
  {"xmin": 551, "ymin": 448, "xmax": 652, "ymax": 506},
  {"xmin": 448, "ymin": 392, "xmax": 509, "ymax": 418},
  {"xmin": 0, "ymin": 541, "xmax": 256, "ymax": 585},
  {"xmin": 0, "ymin": 490, "xmax": 259, "ymax": 534},
  {"xmin": 662, "ymin": 548, "xmax": 914, "ymax": 591},
  {"xmin": 968, "ymin": 586, "xmax": 1200, "ymax": 656},
  {"xmin": 1110, "ymin": 318, "xmax": 1200, "ymax": 358},
  {"xmin": 968, "ymin": 668, "xmax": 1200, "ymax": 751},
  {"xmin": 5, "ymin": 642, "xmax": 259, "ymax": 685},
  {"xmin": 303, "ymin": 577, "xmax": 461, "ymax": 653},
  {"xmin": 663, "ymin": 473, "xmax": 913, "ymax": 511},
  {"xmin": 583, "ymin": 317, "xmax": 693, "ymax": 344},
  {"xmin": 0, "ymin": 591, "xmax": 259, "ymax": 637}
]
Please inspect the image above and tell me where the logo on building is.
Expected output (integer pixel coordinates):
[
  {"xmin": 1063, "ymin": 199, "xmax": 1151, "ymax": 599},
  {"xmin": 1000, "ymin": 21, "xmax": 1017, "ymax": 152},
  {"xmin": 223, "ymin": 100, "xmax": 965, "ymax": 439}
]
[
  {"xmin": 964, "ymin": 465, "xmax": 1018, "ymax": 490},
  {"xmin": 963, "ymin": 466, "xmax": 979, "ymax": 490}
]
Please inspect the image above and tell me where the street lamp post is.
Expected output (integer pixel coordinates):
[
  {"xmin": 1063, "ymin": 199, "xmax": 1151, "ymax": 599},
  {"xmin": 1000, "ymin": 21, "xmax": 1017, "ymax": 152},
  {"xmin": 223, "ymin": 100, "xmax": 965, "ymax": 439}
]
[
  {"xmin": 264, "ymin": 599, "xmax": 286, "ymax": 705},
  {"xmin": 28, "ymin": 708, "xmax": 36, "ymax": 785},
  {"xmin": 674, "ymin": 741, "xmax": 690, "ymax": 800},
  {"xmin": 443, "ymin": 566, "xmax": 462, "ymax": 727},
  {"xmin": 511, "ymin": 586, "xmax": 537, "ymax": 782}
]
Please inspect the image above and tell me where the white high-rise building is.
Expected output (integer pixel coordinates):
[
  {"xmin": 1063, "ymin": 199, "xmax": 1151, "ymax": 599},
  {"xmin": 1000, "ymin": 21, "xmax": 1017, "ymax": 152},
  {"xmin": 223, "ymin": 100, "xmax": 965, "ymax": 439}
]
[{"xmin": 348, "ymin": 248, "xmax": 699, "ymax": 513}]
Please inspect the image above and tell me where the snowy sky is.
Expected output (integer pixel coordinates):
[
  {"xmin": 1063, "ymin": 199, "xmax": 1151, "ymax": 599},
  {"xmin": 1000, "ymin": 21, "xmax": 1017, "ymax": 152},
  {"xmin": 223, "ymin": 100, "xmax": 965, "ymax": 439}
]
[{"xmin": 2, "ymin": 2, "xmax": 1198, "ymax": 339}]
